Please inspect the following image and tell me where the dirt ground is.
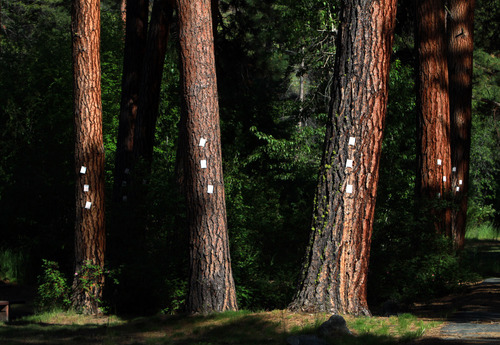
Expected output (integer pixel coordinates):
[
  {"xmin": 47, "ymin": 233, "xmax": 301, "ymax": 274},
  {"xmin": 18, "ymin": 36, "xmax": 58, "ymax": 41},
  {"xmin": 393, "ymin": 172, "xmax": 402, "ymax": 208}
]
[
  {"xmin": 408, "ymin": 277, "xmax": 500, "ymax": 345},
  {"xmin": 1, "ymin": 240, "xmax": 499, "ymax": 344}
]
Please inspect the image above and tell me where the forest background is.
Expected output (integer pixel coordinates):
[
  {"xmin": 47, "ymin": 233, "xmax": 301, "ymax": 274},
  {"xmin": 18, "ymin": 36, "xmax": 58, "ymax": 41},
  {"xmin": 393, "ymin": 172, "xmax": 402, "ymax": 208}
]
[{"xmin": 0, "ymin": 0, "xmax": 499, "ymax": 315}]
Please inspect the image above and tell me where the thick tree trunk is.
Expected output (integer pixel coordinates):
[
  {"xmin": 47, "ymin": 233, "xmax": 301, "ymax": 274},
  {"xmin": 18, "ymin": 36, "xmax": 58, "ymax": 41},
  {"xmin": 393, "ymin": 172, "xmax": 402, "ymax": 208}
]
[
  {"xmin": 113, "ymin": 0, "xmax": 149, "ymax": 202},
  {"xmin": 176, "ymin": 0, "xmax": 238, "ymax": 313},
  {"xmin": 289, "ymin": 0, "xmax": 397, "ymax": 316},
  {"xmin": 71, "ymin": 0, "xmax": 106, "ymax": 315},
  {"xmin": 448, "ymin": 0, "xmax": 475, "ymax": 250},
  {"xmin": 415, "ymin": 0, "xmax": 452, "ymax": 235},
  {"xmin": 133, "ymin": 0, "xmax": 174, "ymax": 166}
]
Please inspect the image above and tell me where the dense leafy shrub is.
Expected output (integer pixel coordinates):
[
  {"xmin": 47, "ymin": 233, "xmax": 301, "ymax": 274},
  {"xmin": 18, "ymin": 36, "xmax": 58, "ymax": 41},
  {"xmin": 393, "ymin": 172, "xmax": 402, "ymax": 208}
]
[{"xmin": 35, "ymin": 260, "xmax": 70, "ymax": 312}]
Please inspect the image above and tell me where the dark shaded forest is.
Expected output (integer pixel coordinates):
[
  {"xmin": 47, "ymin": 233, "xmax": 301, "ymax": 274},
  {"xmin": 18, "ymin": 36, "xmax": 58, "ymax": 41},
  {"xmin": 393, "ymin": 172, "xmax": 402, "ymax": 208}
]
[{"xmin": 0, "ymin": 0, "xmax": 499, "ymax": 315}]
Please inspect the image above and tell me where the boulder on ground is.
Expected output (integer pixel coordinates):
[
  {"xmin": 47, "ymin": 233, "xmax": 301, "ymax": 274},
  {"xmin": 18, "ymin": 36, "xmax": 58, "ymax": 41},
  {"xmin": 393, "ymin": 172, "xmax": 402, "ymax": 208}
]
[{"xmin": 317, "ymin": 315, "xmax": 351, "ymax": 337}]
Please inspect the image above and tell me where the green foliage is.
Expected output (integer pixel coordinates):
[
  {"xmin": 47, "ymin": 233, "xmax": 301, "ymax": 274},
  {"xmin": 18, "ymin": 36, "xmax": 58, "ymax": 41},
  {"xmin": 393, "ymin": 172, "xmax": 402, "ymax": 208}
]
[
  {"xmin": 466, "ymin": 222, "xmax": 500, "ymax": 240},
  {"xmin": 73, "ymin": 260, "xmax": 119, "ymax": 314},
  {"xmin": 75, "ymin": 261, "xmax": 104, "ymax": 295},
  {"xmin": 1, "ymin": 0, "xmax": 498, "ymax": 316},
  {"xmin": 0, "ymin": 247, "xmax": 30, "ymax": 284},
  {"xmin": 469, "ymin": 49, "xmax": 500, "ymax": 225},
  {"xmin": 212, "ymin": 0, "xmax": 333, "ymax": 310},
  {"xmin": 0, "ymin": 0, "xmax": 74, "ymax": 270},
  {"xmin": 101, "ymin": 4, "xmax": 125, "ymax": 188},
  {"xmin": 372, "ymin": 228, "xmax": 475, "ymax": 305},
  {"xmin": 370, "ymin": 59, "xmax": 418, "ymax": 305},
  {"xmin": 161, "ymin": 278, "xmax": 187, "ymax": 315},
  {"xmin": 474, "ymin": 0, "xmax": 500, "ymax": 54},
  {"xmin": 370, "ymin": 58, "xmax": 478, "ymax": 307},
  {"xmin": 223, "ymin": 111, "xmax": 324, "ymax": 309},
  {"xmin": 0, "ymin": 310, "xmax": 441, "ymax": 345},
  {"xmin": 35, "ymin": 260, "xmax": 70, "ymax": 312}
]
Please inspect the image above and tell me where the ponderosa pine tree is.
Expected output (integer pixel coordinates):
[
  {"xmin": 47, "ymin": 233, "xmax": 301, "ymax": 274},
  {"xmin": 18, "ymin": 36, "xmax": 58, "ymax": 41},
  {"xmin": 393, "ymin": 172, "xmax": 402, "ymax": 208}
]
[
  {"xmin": 415, "ymin": 0, "xmax": 452, "ymax": 236},
  {"xmin": 113, "ymin": 0, "xmax": 149, "ymax": 201},
  {"xmin": 448, "ymin": 0, "xmax": 475, "ymax": 250},
  {"xmin": 0, "ymin": 0, "xmax": 2, "ymax": 52},
  {"xmin": 289, "ymin": 0, "xmax": 397, "ymax": 315},
  {"xmin": 133, "ymin": 0, "xmax": 174, "ymax": 166},
  {"xmin": 71, "ymin": 0, "xmax": 106, "ymax": 315},
  {"xmin": 176, "ymin": 0, "xmax": 238, "ymax": 313}
]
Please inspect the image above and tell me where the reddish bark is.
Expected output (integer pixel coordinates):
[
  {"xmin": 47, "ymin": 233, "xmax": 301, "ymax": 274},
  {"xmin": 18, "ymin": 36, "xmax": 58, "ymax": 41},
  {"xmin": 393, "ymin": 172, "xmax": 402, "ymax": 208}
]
[
  {"xmin": 120, "ymin": 0, "xmax": 126, "ymax": 25},
  {"xmin": 176, "ymin": 0, "xmax": 238, "ymax": 313},
  {"xmin": 71, "ymin": 0, "xmax": 106, "ymax": 315},
  {"xmin": 448, "ymin": 0, "xmax": 475, "ymax": 250},
  {"xmin": 289, "ymin": 0, "xmax": 397, "ymax": 315},
  {"xmin": 416, "ymin": 0, "xmax": 452, "ymax": 235}
]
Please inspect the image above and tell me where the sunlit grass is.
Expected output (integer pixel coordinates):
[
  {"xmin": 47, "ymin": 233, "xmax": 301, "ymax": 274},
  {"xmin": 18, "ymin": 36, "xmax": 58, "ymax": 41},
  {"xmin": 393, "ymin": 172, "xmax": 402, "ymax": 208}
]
[
  {"xmin": 19, "ymin": 309, "xmax": 124, "ymax": 325},
  {"xmin": 0, "ymin": 310, "xmax": 440, "ymax": 345},
  {"xmin": 466, "ymin": 222, "xmax": 500, "ymax": 240},
  {"xmin": 464, "ymin": 223, "xmax": 500, "ymax": 277},
  {"xmin": 345, "ymin": 313, "xmax": 440, "ymax": 342}
]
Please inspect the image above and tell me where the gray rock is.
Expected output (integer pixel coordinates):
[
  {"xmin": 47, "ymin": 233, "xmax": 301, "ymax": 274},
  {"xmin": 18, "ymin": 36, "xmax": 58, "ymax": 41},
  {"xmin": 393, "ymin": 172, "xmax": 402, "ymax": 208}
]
[
  {"xmin": 382, "ymin": 299, "xmax": 399, "ymax": 316},
  {"xmin": 286, "ymin": 335, "xmax": 329, "ymax": 345},
  {"xmin": 317, "ymin": 315, "xmax": 351, "ymax": 337}
]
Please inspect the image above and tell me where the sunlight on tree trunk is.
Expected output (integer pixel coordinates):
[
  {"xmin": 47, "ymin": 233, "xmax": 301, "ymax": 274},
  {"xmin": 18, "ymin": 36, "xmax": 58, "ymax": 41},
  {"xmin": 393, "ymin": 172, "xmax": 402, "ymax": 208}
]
[
  {"xmin": 71, "ymin": 0, "xmax": 105, "ymax": 315},
  {"xmin": 176, "ymin": 0, "xmax": 238, "ymax": 313},
  {"xmin": 289, "ymin": 0, "xmax": 398, "ymax": 316},
  {"xmin": 416, "ymin": 0, "xmax": 452, "ymax": 236},
  {"xmin": 448, "ymin": 0, "xmax": 475, "ymax": 250}
]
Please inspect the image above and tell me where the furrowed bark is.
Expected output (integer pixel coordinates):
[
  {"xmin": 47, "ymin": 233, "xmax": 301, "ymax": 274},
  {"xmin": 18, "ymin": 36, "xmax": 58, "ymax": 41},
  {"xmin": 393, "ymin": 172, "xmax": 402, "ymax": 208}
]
[
  {"xmin": 71, "ymin": 0, "xmax": 106, "ymax": 315},
  {"xmin": 416, "ymin": 0, "xmax": 452, "ymax": 235},
  {"xmin": 289, "ymin": 0, "xmax": 397, "ymax": 316},
  {"xmin": 176, "ymin": 0, "xmax": 238, "ymax": 313},
  {"xmin": 448, "ymin": 0, "xmax": 475, "ymax": 250}
]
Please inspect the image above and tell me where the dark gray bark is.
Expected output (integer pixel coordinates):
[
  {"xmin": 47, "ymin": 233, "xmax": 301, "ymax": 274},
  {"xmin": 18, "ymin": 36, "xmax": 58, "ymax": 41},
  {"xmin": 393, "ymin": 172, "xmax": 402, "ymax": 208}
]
[
  {"xmin": 133, "ymin": 0, "xmax": 174, "ymax": 166},
  {"xmin": 113, "ymin": 0, "xmax": 149, "ymax": 202}
]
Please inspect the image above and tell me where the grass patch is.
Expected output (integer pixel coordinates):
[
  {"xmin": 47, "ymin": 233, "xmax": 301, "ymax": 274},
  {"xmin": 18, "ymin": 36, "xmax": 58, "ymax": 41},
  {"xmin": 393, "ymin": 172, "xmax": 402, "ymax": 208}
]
[
  {"xmin": 463, "ymin": 223, "xmax": 500, "ymax": 277},
  {"xmin": 345, "ymin": 313, "xmax": 439, "ymax": 342},
  {"xmin": 466, "ymin": 222, "xmax": 500, "ymax": 240},
  {"xmin": 19, "ymin": 309, "xmax": 123, "ymax": 325},
  {"xmin": 0, "ymin": 310, "xmax": 440, "ymax": 345}
]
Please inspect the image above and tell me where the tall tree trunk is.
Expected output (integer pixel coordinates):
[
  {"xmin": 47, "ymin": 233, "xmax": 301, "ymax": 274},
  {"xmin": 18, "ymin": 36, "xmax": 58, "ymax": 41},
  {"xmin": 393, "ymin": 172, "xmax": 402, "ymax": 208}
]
[
  {"xmin": 71, "ymin": 0, "xmax": 106, "ymax": 315},
  {"xmin": 415, "ymin": 0, "xmax": 452, "ymax": 236},
  {"xmin": 448, "ymin": 0, "xmax": 475, "ymax": 250},
  {"xmin": 133, "ymin": 0, "xmax": 174, "ymax": 166},
  {"xmin": 176, "ymin": 0, "xmax": 238, "ymax": 313},
  {"xmin": 0, "ymin": 0, "xmax": 2, "ymax": 53},
  {"xmin": 113, "ymin": 0, "xmax": 149, "ymax": 202},
  {"xmin": 120, "ymin": 0, "xmax": 127, "ymax": 26},
  {"xmin": 289, "ymin": 0, "xmax": 397, "ymax": 316}
]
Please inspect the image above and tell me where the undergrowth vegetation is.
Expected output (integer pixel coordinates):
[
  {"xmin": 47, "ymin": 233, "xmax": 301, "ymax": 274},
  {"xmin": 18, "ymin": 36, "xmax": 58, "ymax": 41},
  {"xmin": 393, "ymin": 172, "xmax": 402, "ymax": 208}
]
[
  {"xmin": 466, "ymin": 222, "xmax": 500, "ymax": 240},
  {"xmin": 0, "ymin": 310, "xmax": 441, "ymax": 345},
  {"xmin": 0, "ymin": 0, "xmax": 498, "ymax": 317}
]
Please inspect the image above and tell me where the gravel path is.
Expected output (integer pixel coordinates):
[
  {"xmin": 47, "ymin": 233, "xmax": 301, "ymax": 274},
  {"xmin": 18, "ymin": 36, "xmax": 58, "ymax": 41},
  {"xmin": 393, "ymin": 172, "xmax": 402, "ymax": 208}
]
[
  {"xmin": 439, "ymin": 278, "xmax": 500, "ymax": 343},
  {"xmin": 412, "ymin": 277, "xmax": 500, "ymax": 345}
]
